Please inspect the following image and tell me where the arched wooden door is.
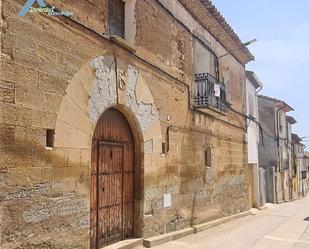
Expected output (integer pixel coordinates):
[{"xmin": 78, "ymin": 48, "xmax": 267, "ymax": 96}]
[{"xmin": 90, "ymin": 108, "xmax": 135, "ymax": 249}]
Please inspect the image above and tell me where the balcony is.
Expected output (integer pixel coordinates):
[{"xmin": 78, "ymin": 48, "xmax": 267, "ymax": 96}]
[{"xmin": 194, "ymin": 73, "xmax": 228, "ymax": 112}]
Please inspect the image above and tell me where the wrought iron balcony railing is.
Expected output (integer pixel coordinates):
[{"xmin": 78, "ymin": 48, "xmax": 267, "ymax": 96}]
[{"xmin": 194, "ymin": 73, "xmax": 228, "ymax": 112}]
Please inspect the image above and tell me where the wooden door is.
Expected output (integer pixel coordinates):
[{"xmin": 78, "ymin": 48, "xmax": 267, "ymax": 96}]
[{"xmin": 91, "ymin": 108, "xmax": 135, "ymax": 249}]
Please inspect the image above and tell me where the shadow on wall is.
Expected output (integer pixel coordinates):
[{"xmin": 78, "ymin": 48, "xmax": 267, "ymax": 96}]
[{"xmin": 0, "ymin": 138, "xmax": 90, "ymax": 249}]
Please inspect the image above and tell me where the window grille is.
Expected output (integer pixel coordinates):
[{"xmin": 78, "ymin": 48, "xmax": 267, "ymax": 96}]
[{"xmin": 109, "ymin": 0, "xmax": 125, "ymax": 38}]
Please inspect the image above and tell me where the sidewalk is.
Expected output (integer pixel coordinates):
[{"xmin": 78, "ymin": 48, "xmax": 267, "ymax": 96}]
[{"xmin": 136, "ymin": 197, "xmax": 309, "ymax": 249}]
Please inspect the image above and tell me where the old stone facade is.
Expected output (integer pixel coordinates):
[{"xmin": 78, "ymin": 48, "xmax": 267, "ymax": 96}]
[
  {"xmin": 292, "ymin": 134, "xmax": 307, "ymax": 197},
  {"xmin": 0, "ymin": 0, "xmax": 253, "ymax": 248}
]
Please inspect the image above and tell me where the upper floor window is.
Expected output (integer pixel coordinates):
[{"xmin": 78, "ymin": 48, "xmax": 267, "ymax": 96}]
[
  {"xmin": 193, "ymin": 39, "xmax": 227, "ymax": 112},
  {"xmin": 108, "ymin": 0, "xmax": 125, "ymax": 38},
  {"xmin": 193, "ymin": 39, "xmax": 219, "ymax": 79}
]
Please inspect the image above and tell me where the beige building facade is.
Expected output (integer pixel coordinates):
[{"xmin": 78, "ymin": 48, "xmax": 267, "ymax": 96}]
[
  {"xmin": 0, "ymin": 0, "xmax": 253, "ymax": 248},
  {"xmin": 292, "ymin": 134, "xmax": 307, "ymax": 197}
]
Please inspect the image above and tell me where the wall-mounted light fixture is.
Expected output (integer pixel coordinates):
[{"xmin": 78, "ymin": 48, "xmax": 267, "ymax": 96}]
[{"xmin": 218, "ymin": 39, "xmax": 257, "ymax": 59}]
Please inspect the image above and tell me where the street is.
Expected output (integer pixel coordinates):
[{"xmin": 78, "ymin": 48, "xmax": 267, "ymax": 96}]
[{"xmin": 139, "ymin": 197, "xmax": 309, "ymax": 249}]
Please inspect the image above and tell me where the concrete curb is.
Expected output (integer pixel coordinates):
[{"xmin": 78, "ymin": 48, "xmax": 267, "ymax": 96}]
[
  {"xmin": 193, "ymin": 210, "xmax": 253, "ymax": 233},
  {"xmin": 143, "ymin": 228, "xmax": 194, "ymax": 248},
  {"xmin": 143, "ymin": 210, "xmax": 253, "ymax": 248},
  {"xmin": 258, "ymin": 204, "xmax": 269, "ymax": 210},
  {"xmin": 102, "ymin": 238, "xmax": 143, "ymax": 249}
]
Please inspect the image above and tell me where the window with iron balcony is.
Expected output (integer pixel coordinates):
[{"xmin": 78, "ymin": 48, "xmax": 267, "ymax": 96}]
[{"xmin": 193, "ymin": 39, "xmax": 228, "ymax": 113}]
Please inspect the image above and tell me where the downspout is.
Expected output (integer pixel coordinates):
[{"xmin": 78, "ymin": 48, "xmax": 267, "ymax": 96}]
[
  {"xmin": 254, "ymin": 83, "xmax": 263, "ymax": 208},
  {"xmin": 256, "ymin": 83, "xmax": 263, "ymax": 94}
]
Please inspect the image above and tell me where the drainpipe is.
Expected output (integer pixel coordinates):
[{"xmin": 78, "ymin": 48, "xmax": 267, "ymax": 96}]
[{"xmin": 253, "ymin": 83, "xmax": 263, "ymax": 208}]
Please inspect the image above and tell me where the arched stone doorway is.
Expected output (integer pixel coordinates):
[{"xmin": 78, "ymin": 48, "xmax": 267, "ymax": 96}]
[
  {"xmin": 90, "ymin": 108, "xmax": 135, "ymax": 249},
  {"xmin": 53, "ymin": 55, "xmax": 163, "ymax": 248}
]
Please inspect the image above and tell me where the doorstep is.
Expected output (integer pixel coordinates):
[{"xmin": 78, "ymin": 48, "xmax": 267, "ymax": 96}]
[{"xmin": 101, "ymin": 238, "xmax": 143, "ymax": 249}]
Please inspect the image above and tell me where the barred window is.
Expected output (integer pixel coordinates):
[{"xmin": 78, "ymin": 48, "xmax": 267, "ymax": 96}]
[
  {"xmin": 46, "ymin": 129, "xmax": 55, "ymax": 148},
  {"xmin": 205, "ymin": 148, "xmax": 212, "ymax": 167},
  {"xmin": 109, "ymin": 0, "xmax": 125, "ymax": 38}
]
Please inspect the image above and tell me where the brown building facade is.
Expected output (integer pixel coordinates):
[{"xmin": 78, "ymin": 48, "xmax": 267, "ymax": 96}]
[{"xmin": 0, "ymin": 0, "xmax": 253, "ymax": 248}]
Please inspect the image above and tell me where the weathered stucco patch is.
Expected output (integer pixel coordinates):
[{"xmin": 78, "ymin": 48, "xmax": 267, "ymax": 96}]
[
  {"xmin": 125, "ymin": 65, "xmax": 159, "ymax": 132},
  {"xmin": 88, "ymin": 56, "xmax": 117, "ymax": 123},
  {"xmin": 88, "ymin": 56, "xmax": 159, "ymax": 133},
  {"xmin": 144, "ymin": 139, "xmax": 154, "ymax": 154}
]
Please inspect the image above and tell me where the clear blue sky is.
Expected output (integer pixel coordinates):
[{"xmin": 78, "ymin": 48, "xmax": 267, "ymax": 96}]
[{"xmin": 212, "ymin": 0, "xmax": 309, "ymax": 148}]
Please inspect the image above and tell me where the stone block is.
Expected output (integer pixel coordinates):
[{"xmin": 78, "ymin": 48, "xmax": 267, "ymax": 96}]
[
  {"xmin": 0, "ymin": 79, "xmax": 14, "ymax": 90},
  {"xmin": 1, "ymin": 103, "xmax": 57, "ymax": 128},
  {"xmin": 80, "ymin": 149, "xmax": 91, "ymax": 167},
  {"xmin": 69, "ymin": 126, "xmax": 92, "ymax": 149},
  {"xmin": 75, "ymin": 181, "xmax": 90, "ymax": 196},
  {"xmin": 56, "ymin": 51, "xmax": 82, "ymax": 76},
  {"xmin": 0, "ymin": 145, "xmax": 33, "ymax": 168},
  {"xmin": 13, "ymin": 126, "xmax": 28, "ymax": 145},
  {"xmin": 32, "ymin": 147, "xmax": 53, "ymax": 168},
  {"xmin": 7, "ymin": 166, "xmax": 42, "ymax": 186},
  {"xmin": 144, "ymin": 165, "xmax": 166, "ymax": 176},
  {"xmin": 68, "ymin": 148, "xmax": 81, "ymax": 167},
  {"xmin": 66, "ymin": 77, "xmax": 90, "ymax": 115},
  {"xmin": 12, "ymin": 45, "xmax": 44, "ymax": 70},
  {"xmin": 41, "ymin": 167, "xmax": 53, "ymax": 183},
  {"xmin": 57, "ymin": 97, "xmax": 93, "ymax": 135},
  {"xmin": 43, "ymin": 91, "xmax": 63, "ymax": 112},
  {"xmin": 29, "ymin": 108, "xmax": 57, "ymax": 129},
  {"xmin": 51, "ymin": 148, "xmax": 68, "ymax": 167},
  {"xmin": 54, "ymin": 119, "xmax": 71, "ymax": 148},
  {"xmin": 37, "ymin": 44, "xmax": 58, "ymax": 68},
  {"xmin": 144, "ymin": 154, "xmax": 152, "ymax": 166},
  {"xmin": 0, "ymin": 57, "xmax": 38, "ymax": 87},
  {"xmin": 15, "ymin": 85, "xmax": 44, "ymax": 108},
  {"xmin": 0, "ymin": 125, "xmax": 15, "ymax": 146},
  {"xmin": 0, "ymin": 87, "xmax": 15, "ymax": 103},
  {"xmin": 1, "ymin": 0, "xmax": 20, "ymax": 19},
  {"xmin": 29, "ymin": 128, "xmax": 46, "ymax": 146},
  {"xmin": 78, "ymin": 64, "xmax": 95, "ymax": 94},
  {"xmin": 53, "ymin": 166, "xmax": 89, "ymax": 183},
  {"xmin": 38, "ymin": 71, "xmax": 68, "ymax": 95}
]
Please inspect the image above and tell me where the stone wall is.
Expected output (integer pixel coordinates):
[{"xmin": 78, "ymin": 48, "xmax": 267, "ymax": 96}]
[{"xmin": 1, "ymin": 0, "xmax": 250, "ymax": 248}]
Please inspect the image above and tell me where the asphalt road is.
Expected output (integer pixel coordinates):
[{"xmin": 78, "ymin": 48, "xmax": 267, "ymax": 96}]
[{"xmin": 140, "ymin": 197, "xmax": 309, "ymax": 249}]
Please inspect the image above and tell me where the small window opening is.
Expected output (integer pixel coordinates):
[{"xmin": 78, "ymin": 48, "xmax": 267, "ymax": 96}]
[
  {"xmin": 162, "ymin": 143, "xmax": 166, "ymax": 154},
  {"xmin": 109, "ymin": 0, "xmax": 125, "ymax": 38},
  {"xmin": 205, "ymin": 148, "xmax": 212, "ymax": 167},
  {"xmin": 46, "ymin": 129, "xmax": 55, "ymax": 148}
]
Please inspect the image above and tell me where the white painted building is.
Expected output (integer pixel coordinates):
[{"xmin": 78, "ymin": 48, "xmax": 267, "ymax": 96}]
[{"xmin": 246, "ymin": 71, "xmax": 263, "ymax": 207}]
